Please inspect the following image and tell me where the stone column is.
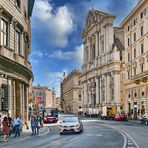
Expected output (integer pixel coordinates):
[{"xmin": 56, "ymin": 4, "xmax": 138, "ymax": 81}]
[
  {"xmin": 83, "ymin": 82, "xmax": 88, "ymax": 106},
  {"xmin": 22, "ymin": 84, "xmax": 25, "ymax": 121},
  {"xmin": 20, "ymin": 83, "xmax": 23, "ymax": 117},
  {"xmin": 104, "ymin": 75, "xmax": 107, "ymax": 104},
  {"xmin": 88, "ymin": 42, "xmax": 91, "ymax": 61},
  {"xmin": 100, "ymin": 77, "xmax": 102, "ymax": 104},
  {"xmin": 13, "ymin": 81, "xmax": 16, "ymax": 117},
  {"xmin": 95, "ymin": 32, "xmax": 98, "ymax": 57},
  {"xmin": 114, "ymin": 72, "xmax": 121, "ymax": 107},
  {"xmin": 95, "ymin": 77, "xmax": 99, "ymax": 105},
  {"xmin": 106, "ymin": 74, "xmax": 110, "ymax": 104},
  {"xmin": 98, "ymin": 30, "xmax": 100, "ymax": 56},
  {"xmin": 26, "ymin": 86, "xmax": 29, "ymax": 122}
]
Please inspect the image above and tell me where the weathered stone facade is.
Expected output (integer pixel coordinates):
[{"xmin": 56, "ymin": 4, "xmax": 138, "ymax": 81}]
[
  {"xmin": 61, "ymin": 70, "xmax": 82, "ymax": 114},
  {"xmin": 80, "ymin": 10, "xmax": 124, "ymax": 114},
  {"xmin": 121, "ymin": 0, "xmax": 148, "ymax": 118},
  {"xmin": 0, "ymin": 0, "xmax": 34, "ymax": 123}
]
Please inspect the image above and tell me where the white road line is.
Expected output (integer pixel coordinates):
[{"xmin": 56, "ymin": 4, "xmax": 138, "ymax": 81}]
[
  {"xmin": 38, "ymin": 126, "xmax": 49, "ymax": 137},
  {"xmin": 91, "ymin": 122, "xmax": 139, "ymax": 148}
]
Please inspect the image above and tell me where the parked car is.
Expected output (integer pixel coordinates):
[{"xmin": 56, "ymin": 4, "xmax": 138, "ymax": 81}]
[
  {"xmin": 139, "ymin": 113, "xmax": 148, "ymax": 125},
  {"xmin": 59, "ymin": 116, "xmax": 83, "ymax": 135},
  {"xmin": 114, "ymin": 113, "xmax": 127, "ymax": 121}
]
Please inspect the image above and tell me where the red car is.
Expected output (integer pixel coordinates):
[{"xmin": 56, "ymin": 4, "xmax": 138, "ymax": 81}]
[
  {"xmin": 114, "ymin": 113, "xmax": 127, "ymax": 121},
  {"xmin": 43, "ymin": 116, "xmax": 58, "ymax": 123}
]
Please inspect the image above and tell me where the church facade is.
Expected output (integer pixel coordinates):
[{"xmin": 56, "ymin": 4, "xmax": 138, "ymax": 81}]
[{"xmin": 80, "ymin": 10, "xmax": 125, "ymax": 115}]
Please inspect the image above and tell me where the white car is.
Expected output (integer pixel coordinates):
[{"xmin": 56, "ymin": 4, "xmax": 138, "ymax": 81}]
[{"xmin": 59, "ymin": 116, "xmax": 83, "ymax": 135}]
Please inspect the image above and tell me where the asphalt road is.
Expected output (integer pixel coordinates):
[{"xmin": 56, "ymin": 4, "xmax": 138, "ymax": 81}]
[
  {"xmin": 1, "ymin": 118, "xmax": 148, "ymax": 148},
  {"xmin": 0, "ymin": 121, "xmax": 124, "ymax": 148}
]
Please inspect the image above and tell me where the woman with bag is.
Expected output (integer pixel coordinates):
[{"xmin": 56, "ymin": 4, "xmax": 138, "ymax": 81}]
[{"xmin": 2, "ymin": 116, "xmax": 10, "ymax": 141}]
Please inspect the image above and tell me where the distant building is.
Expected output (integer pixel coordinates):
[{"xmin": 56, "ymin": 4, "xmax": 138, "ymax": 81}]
[
  {"xmin": 61, "ymin": 70, "xmax": 82, "ymax": 114},
  {"xmin": 32, "ymin": 85, "xmax": 55, "ymax": 111},
  {"xmin": 0, "ymin": 0, "xmax": 35, "ymax": 123},
  {"xmin": 54, "ymin": 97, "xmax": 61, "ymax": 110},
  {"xmin": 80, "ymin": 10, "xmax": 124, "ymax": 115},
  {"xmin": 120, "ymin": 0, "xmax": 148, "ymax": 117}
]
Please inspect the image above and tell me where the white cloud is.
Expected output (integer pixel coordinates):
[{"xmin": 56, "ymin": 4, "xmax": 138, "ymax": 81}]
[
  {"xmin": 45, "ymin": 69, "xmax": 69, "ymax": 97},
  {"xmin": 33, "ymin": 0, "xmax": 74, "ymax": 47},
  {"xmin": 31, "ymin": 50, "xmax": 44, "ymax": 58},
  {"xmin": 49, "ymin": 44, "xmax": 83, "ymax": 68}
]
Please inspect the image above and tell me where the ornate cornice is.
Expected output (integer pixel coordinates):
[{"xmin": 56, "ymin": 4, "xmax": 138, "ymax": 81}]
[{"xmin": 0, "ymin": 55, "xmax": 33, "ymax": 82}]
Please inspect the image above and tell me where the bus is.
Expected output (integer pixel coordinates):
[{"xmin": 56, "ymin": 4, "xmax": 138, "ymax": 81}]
[{"xmin": 42, "ymin": 108, "xmax": 58, "ymax": 123}]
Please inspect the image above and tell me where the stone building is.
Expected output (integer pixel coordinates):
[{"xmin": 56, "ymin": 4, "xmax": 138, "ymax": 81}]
[
  {"xmin": 54, "ymin": 97, "xmax": 61, "ymax": 111},
  {"xmin": 0, "ymin": 0, "xmax": 35, "ymax": 123},
  {"xmin": 61, "ymin": 70, "xmax": 82, "ymax": 114},
  {"xmin": 120, "ymin": 0, "xmax": 148, "ymax": 117},
  {"xmin": 32, "ymin": 85, "xmax": 54, "ymax": 111},
  {"xmin": 80, "ymin": 10, "xmax": 124, "ymax": 115}
]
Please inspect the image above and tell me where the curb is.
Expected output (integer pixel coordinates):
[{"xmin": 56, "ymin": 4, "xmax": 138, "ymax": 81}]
[{"xmin": 0, "ymin": 126, "xmax": 49, "ymax": 144}]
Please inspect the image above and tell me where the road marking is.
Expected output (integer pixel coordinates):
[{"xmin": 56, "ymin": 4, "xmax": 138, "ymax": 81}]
[
  {"xmin": 91, "ymin": 122, "xmax": 139, "ymax": 148},
  {"xmin": 86, "ymin": 133, "xmax": 102, "ymax": 137},
  {"xmin": 38, "ymin": 126, "xmax": 50, "ymax": 137}
]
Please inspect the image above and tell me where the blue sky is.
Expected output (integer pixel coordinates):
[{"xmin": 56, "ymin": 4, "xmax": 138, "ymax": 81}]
[{"xmin": 30, "ymin": 0, "xmax": 137, "ymax": 96}]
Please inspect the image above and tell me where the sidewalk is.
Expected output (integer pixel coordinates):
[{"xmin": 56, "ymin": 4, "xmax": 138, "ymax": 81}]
[{"xmin": 0, "ymin": 122, "xmax": 49, "ymax": 143}]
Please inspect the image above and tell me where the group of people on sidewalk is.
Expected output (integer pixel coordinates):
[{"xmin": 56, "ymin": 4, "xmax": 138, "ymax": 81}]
[
  {"xmin": 1, "ymin": 114, "xmax": 22, "ymax": 141},
  {"xmin": 31, "ymin": 115, "xmax": 42, "ymax": 135}
]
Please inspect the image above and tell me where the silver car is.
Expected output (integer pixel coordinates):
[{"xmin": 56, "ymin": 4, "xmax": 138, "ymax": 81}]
[{"xmin": 59, "ymin": 116, "xmax": 83, "ymax": 135}]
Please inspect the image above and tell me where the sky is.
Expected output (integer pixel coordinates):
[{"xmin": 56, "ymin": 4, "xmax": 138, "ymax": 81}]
[{"xmin": 30, "ymin": 0, "xmax": 137, "ymax": 96}]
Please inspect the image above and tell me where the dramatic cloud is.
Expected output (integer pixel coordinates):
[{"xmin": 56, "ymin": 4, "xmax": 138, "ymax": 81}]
[
  {"xmin": 32, "ymin": 0, "xmax": 74, "ymax": 47},
  {"xmin": 49, "ymin": 44, "xmax": 84, "ymax": 69},
  {"xmin": 106, "ymin": 0, "xmax": 137, "ymax": 25}
]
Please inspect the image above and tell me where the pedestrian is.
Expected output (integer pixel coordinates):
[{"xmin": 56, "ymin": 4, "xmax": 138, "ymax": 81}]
[
  {"xmin": 7, "ymin": 113, "xmax": 13, "ymax": 136},
  {"xmin": 2, "ymin": 116, "xmax": 10, "ymax": 141},
  {"xmin": 31, "ymin": 116, "xmax": 35, "ymax": 135},
  {"xmin": 34, "ymin": 115, "xmax": 40, "ymax": 135},
  {"xmin": 14, "ymin": 115, "xmax": 22, "ymax": 137}
]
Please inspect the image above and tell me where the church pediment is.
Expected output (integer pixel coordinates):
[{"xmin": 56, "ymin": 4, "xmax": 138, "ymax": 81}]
[{"xmin": 87, "ymin": 10, "xmax": 115, "ymax": 28}]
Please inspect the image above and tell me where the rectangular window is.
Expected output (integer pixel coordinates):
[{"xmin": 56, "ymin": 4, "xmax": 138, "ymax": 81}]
[
  {"xmin": 15, "ymin": 0, "xmax": 21, "ymax": 8},
  {"xmin": 128, "ymin": 26, "xmax": 130, "ymax": 31},
  {"xmin": 141, "ymin": 43, "xmax": 144, "ymax": 54},
  {"xmin": 134, "ymin": 49, "xmax": 136, "ymax": 58},
  {"xmin": 141, "ymin": 26, "xmax": 143, "ymax": 36},
  {"xmin": 141, "ymin": 64, "xmax": 144, "ymax": 72},
  {"xmin": 134, "ymin": 20, "xmax": 136, "ymax": 26},
  {"xmin": 128, "ymin": 53, "xmax": 130, "ymax": 62},
  {"xmin": 1, "ymin": 19, "xmax": 8, "ymax": 46},
  {"xmin": 141, "ymin": 12, "xmax": 143, "ymax": 19},
  {"xmin": 128, "ymin": 38, "xmax": 130, "ymax": 46},
  {"xmin": 15, "ymin": 30, "xmax": 21, "ymax": 54},
  {"xmin": 134, "ymin": 32, "xmax": 136, "ymax": 42},
  {"xmin": 134, "ymin": 68, "xmax": 136, "ymax": 76}
]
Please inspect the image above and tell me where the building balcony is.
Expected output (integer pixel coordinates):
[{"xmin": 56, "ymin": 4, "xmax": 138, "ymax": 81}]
[{"xmin": 132, "ymin": 70, "xmax": 148, "ymax": 84}]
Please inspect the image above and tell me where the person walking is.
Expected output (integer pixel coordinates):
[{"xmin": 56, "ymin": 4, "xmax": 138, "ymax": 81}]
[
  {"xmin": 31, "ymin": 116, "xmax": 35, "ymax": 135},
  {"xmin": 2, "ymin": 116, "xmax": 10, "ymax": 141},
  {"xmin": 7, "ymin": 113, "xmax": 13, "ymax": 136},
  {"xmin": 34, "ymin": 116, "xmax": 40, "ymax": 135},
  {"xmin": 14, "ymin": 115, "xmax": 22, "ymax": 137}
]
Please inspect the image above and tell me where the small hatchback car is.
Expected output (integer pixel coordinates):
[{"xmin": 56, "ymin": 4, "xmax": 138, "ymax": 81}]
[{"xmin": 59, "ymin": 116, "xmax": 83, "ymax": 135}]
